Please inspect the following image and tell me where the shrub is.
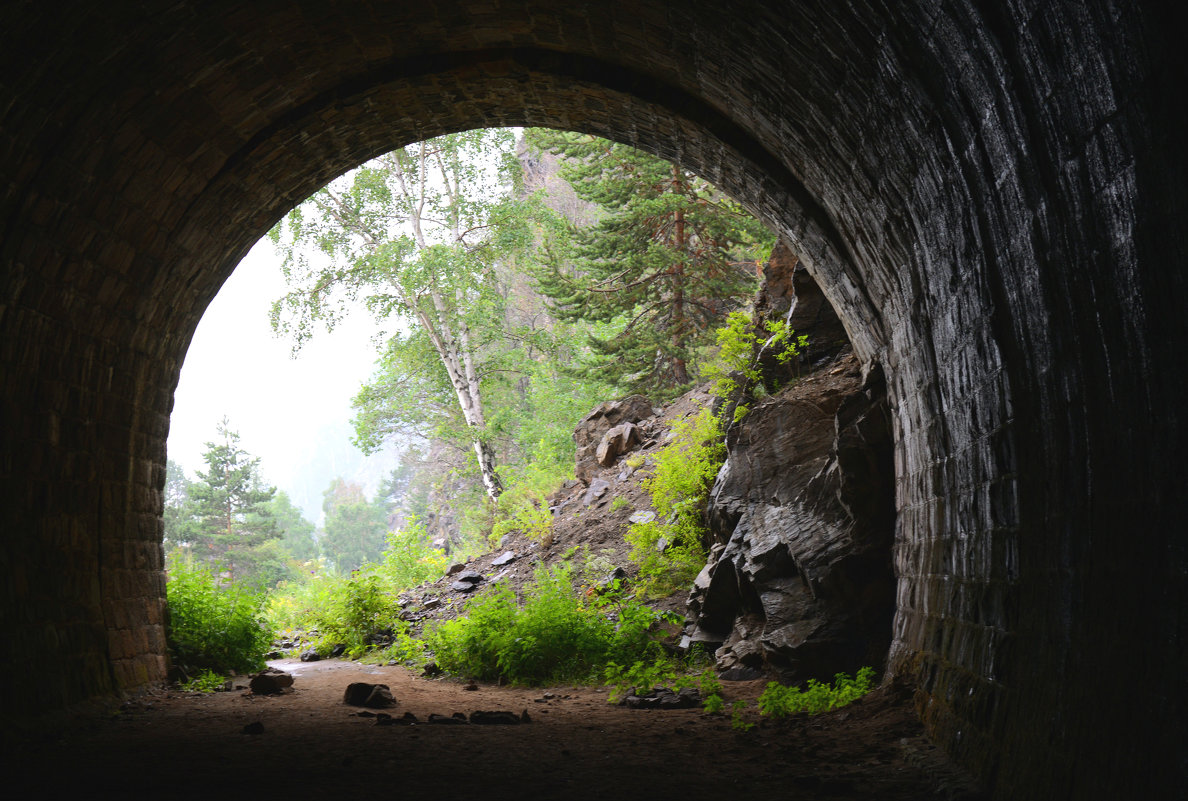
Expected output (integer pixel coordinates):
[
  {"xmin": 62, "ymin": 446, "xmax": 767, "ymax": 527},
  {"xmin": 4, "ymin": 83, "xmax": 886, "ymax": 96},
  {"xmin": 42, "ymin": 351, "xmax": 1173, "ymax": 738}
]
[
  {"xmin": 490, "ymin": 459, "xmax": 568, "ymax": 546},
  {"xmin": 757, "ymin": 667, "xmax": 877, "ymax": 717},
  {"xmin": 701, "ymin": 310, "xmax": 808, "ymax": 414},
  {"xmin": 266, "ymin": 523, "xmax": 446, "ymax": 659},
  {"xmin": 180, "ymin": 669, "xmax": 227, "ymax": 693},
  {"xmin": 374, "ymin": 522, "xmax": 448, "ymax": 589},
  {"xmin": 626, "ymin": 408, "xmax": 723, "ymax": 596},
  {"xmin": 166, "ymin": 555, "xmax": 271, "ymax": 676},
  {"xmin": 425, "ymin": 563, "xmax": 669, "ymax": 685}
]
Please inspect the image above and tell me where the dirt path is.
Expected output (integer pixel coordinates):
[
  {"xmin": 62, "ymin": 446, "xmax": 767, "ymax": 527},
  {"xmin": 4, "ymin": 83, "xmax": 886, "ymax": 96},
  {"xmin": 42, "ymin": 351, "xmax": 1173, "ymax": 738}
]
[{"xmin": 9, "ymin": 658, "xmax": 984, "ymax": 799}]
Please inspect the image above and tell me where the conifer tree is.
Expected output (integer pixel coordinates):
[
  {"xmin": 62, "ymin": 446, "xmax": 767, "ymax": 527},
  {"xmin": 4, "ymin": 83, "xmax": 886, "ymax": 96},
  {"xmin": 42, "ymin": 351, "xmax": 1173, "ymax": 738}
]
[
  {"xmin": 528, "ymin": 130, "xmax": 771, "ymax": 397},
  {"xmin": 180, "ymin": 417, "xmax": 279, "ymax": 577}
]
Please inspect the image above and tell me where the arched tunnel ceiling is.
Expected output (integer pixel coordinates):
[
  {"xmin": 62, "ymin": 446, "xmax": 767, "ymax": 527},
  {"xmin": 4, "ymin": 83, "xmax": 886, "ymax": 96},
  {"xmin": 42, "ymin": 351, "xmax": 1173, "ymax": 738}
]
[{"xmin": 1, "ymin": 3, "xmax": 1184, "ymax": 799}]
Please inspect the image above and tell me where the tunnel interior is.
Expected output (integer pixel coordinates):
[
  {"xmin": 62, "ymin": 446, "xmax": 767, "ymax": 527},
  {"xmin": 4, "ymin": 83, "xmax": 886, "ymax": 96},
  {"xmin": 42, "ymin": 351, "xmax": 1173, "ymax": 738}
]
[{"xmin": 2, "ymin": 3, "xmax": 1185, "ymax": 799}]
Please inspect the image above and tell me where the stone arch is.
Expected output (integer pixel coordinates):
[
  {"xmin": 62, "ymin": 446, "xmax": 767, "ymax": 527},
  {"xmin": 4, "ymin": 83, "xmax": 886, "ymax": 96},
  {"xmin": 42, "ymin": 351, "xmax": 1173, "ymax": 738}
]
[{"xmin": 1, "ymin": 3, "xmax": 1183, "ymax": 799}]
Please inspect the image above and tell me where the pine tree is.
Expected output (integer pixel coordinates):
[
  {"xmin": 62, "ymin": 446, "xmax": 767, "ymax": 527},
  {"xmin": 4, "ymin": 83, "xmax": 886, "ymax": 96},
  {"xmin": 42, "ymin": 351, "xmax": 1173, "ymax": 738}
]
[
  {"xmin": 181, "ymin": 417, "xmax": 279, "ymax": 577},
  {"xmin": 528, "ymin": 130, "xmax": 771, "ymax": 397}
]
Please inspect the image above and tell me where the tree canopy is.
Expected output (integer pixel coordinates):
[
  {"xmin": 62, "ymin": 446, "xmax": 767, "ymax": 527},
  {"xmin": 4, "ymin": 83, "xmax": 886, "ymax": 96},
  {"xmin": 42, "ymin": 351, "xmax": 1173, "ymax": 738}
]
[
  {"xmin": 527, "ymin": 129, "xmax": 772, "ymax": 397},
  {"xmin": 270, "ymin": 129, "xmax": 537, "ymax": 501},
  {"xmin": 169, "ymin": 418, "xmax": 280, "ymax": 582}
]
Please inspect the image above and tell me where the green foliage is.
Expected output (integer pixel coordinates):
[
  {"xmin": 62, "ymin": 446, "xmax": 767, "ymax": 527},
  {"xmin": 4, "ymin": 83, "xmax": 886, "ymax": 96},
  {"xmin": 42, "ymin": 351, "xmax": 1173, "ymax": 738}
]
[
  {"xmin": 490, "ymin": 458, "xmax": 567, "ymax": 546},
  {"xmin": 321, "ymin": 478, "xmax": 388, "ymax": 572},
  {"xmin": 266, "ymin": 521, "xmax": 446, "ymax": 659},
  {"xmin": 610, "ymin": 496, "xmax": 629, "ymax": 512},
  {"xmin": 702, "ymin": 692, "xmax": 726, "ymax": 715},
  {"xmin": 603, "ymin": 658, "xmax": 681, "ymax": 704},
  {"xmin": 757, "ymin": 667, "xmax": 877, "ymax": 717},
  {"xmin": 425, "ymin": 564, "xmax": 668, "ymax": 685},
  {"xmin": 731, "ymin": 700, "xmax": 755, "ymax": 731},
  {"xmin": 162, "ymin": 459, "xmax": 192, "ymax": 553},
  {"xmin": 700, "ymin": 309, "xmax": 808, "ymax": 423},
  {"xmin": 627, "ymin": 408, "xmax": 724, "ymax": 596},
  {"xmin": 267, "ymin": 490, "xmax": 318, "ymax": 562},
  {"xmin": 527, "ymin": 129, "xmax": 772, "ymax": 398},
  {"xmin": 375, "ymin": 522, "xmax": 448, "ymax": 587},
  {"xmin": 313, "ymin": 573, "xmax": 404, "ymax": 658},
  {"xmin": 180, "ymin": 669, "xmax": 227, "ymax": 693},
  {"xmin": 169, "ymin": 418, "xmax": 281, "ymax": 586},
  {"xmin": 271, "ymin": 129, "xmax": 536, "ymax": 501},
  {"xmin": 166, "ymin": 555, "xmax": 271, "ymax": 675}
]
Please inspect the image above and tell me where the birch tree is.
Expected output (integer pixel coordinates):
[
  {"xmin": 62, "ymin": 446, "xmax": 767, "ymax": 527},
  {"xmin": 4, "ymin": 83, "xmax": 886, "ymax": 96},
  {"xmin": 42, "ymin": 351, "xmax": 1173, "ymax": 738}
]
[{"xmin": 269, "ymin": 129, "xmax": 529, "ymax": 500}]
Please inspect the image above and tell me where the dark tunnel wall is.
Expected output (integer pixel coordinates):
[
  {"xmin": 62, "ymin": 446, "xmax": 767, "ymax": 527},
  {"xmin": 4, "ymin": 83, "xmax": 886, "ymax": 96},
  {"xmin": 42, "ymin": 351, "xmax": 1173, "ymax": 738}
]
[{"xmin": 1, "ymin": 2, "xmax": 1184, "ymax": 798}]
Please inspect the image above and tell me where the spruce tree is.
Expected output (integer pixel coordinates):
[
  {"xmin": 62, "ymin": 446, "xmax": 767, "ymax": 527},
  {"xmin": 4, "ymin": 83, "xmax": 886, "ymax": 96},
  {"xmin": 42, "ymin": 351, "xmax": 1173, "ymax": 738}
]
[
  {"xmin": 528, "ymin": 130, "xmax": 771, "ymax": 397},
  {"xmin": 181, "ymin": 417, "xmax": 278, "ymax": 576}
]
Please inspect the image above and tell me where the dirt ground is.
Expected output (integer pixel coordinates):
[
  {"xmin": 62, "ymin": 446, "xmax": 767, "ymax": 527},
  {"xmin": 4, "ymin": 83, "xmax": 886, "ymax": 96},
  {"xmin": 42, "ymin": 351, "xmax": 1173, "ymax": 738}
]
[{"xmin": 8, "ymin": 658, "xmax": 985, "ymax": 799}]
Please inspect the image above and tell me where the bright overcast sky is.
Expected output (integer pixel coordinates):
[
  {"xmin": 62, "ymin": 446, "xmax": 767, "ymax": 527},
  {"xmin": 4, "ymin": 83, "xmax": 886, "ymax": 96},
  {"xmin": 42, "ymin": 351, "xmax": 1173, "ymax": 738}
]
[{"xmin": 167, "ymin": 237, "xmax": 388, "ymax": 509}]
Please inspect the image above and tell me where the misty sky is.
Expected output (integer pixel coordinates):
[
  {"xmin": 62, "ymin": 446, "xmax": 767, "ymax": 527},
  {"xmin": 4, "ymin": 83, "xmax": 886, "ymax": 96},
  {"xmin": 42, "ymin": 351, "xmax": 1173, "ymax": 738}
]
[{"xmin": 166, "ymin": 238, "xmax": 391, "ymax": 519}]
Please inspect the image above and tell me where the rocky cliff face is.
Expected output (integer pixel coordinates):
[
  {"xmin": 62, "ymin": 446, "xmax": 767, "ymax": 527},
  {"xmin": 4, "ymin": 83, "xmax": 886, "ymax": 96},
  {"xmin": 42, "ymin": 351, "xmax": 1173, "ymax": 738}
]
[{"xmin": 685, "ymin": 250, "xmax": 896, "ymax": 683}]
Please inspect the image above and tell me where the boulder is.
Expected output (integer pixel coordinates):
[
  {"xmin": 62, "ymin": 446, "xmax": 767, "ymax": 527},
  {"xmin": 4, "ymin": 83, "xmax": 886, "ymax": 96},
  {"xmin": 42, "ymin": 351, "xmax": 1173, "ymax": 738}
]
[
  {"xmin": 595, "ymin": 422, "xmax": 640, "ymax": 467},
  {"xmin": 582, "ymin": 478, "xmax": 611, "ymax": 506},
  {"xmin": 574, "ymin": 395, "xmax": 654, "ymax": 483},
  {"xmin": 248, "ymin": 668, "xmax": 294, "ymax": 695},
  {"xmin": 621, "ymin": 687, "xmax": 701, "ymax": 710},
  {"xmin": 343, "ymin": 682, "xmax": 396, "ymax": 708},
  {"xmin": 299, "ymin": 648, "xmax": 321, "ymax": 663},
  {"xmin": 491, "ymin": 550, "xmax": 517, "ymax": 567}
]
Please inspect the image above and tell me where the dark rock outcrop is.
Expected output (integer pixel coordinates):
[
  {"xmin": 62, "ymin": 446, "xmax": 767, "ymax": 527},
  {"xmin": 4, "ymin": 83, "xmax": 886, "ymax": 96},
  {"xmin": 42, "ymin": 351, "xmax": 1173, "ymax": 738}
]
[
  {"xmin": 752, "ymin": 240, "xmax": 852, "ymax": 390},
  {"xmin": 686, "ymin": 357, "xmax": 896, "ymax": 683}
]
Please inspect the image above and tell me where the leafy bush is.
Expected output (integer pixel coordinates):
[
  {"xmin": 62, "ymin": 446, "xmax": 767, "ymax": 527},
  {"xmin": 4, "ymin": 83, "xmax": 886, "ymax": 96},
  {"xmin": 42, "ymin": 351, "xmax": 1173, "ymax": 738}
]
[
  {"xmin": 701, "ymin": 310, "xmax": 808, "ymax": 416},
  {"xmin": 425, "ymin": 563, "xmax": 669, "ymax": 685},
  {"xmin": 757, "ymin": 667, "xmax": 877, "ymax": 717},
  {"xmin": 266, "ymin": 524, "xmax": 446, "ymax": 659},
  {"xmin": 731, "ymin": 700, "xmax": 755, "ymax": 730},
  {"xmin": 180, "ymin": 669, "xmax": 227, "ymax": 693},
  {"xmin": 166, "ymin": 555, "xmax": 271, "ymax": 675},
  {"xmin": 491, "ymin": 458, "xmax": 568, "ymax": 546},
  {"xmin": 626, "ymin": 408, "xmax": 723, "ymax": 596},
  {"xmin": 375, "ymin": 523, "xmax": 448, "ymax": 589}
]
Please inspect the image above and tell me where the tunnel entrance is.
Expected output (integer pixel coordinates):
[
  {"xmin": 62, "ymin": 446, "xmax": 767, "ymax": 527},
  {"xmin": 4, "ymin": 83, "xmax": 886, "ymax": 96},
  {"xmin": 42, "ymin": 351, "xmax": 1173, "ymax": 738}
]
[{"xmin": 2, "ymin": 4, "xmax": 1184, "ymax": 800}]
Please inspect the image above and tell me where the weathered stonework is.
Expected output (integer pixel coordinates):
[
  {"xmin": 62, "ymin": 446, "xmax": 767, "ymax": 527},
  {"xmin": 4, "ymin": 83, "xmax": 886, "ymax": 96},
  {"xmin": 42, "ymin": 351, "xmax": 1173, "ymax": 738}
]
[{"xmin": 1, "ymin": 3, "xmax": 1184, "ymax": 799}]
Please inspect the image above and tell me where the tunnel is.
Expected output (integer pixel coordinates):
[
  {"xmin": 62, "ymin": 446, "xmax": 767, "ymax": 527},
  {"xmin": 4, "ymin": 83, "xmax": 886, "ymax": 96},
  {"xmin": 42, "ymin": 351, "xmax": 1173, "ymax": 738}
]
[{"xmin": 1, "ymin": 2, "xmax": 1184, "ymax": 798}]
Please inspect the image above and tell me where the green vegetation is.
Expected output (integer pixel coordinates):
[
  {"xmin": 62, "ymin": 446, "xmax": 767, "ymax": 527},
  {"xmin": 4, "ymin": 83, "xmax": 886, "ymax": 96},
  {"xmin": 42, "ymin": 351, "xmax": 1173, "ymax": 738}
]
[
  {"xmin": 165, "ymin": 418, "xmax": 281, "ymax": 588},
  {"xmin": 731, "ymin": 700, "xmax": 755, "ymax": 731},
  {"xmin": 321, "ymin": 478, "xmax": 389, "ymax": 571},
  {"xmin": 757, "ymin": 667, "xmax": 877, "ymax": 717},
  {"xmin": 701, "ymin": 309, "xmax": 808, "ymax": 422},
  {"xmin": 266, "ymin": 524, "xmax": 446, "ymax": 659},
  {"xmin": 425, "ymin": 564, "xmax": 672, "ymax": 685},
  {"xmin": 166, "ymin": 554, "xmax": 271, "ymax": 677},
  {"xmin": 626, "ymin": 408, "xmax": 724, "ymax": 596},
  {"xmin": 167, "ymin": 129, "xmax": 802, "ymax": 695},
  {"xmin": 528, "ymin": 129, "xmax": 772, "ymax": 398},
  {"xmin": 180, "ymin": 669, "xmax": 227, "ymax": 693}
]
